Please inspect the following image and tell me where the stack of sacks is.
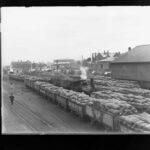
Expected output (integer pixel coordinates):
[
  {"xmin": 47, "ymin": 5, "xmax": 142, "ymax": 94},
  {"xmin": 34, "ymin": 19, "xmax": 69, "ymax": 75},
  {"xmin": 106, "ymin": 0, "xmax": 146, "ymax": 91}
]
[
  {"xmin": 47, "ymin": 85, "xmax": 60, "ymax": 94},
  {"xmin": 57, "ymin": 88, "xmax": 76, "ymax": 98},
  {"xmin": 92, "ymin": 99, "xmax": 138, "ymax": 116},
  {"xmin": 93, "ymin": 76, "xmax": 140, "ymax": 89},
  {"xmin": 91, "ymin": 91, "xmax": 150, "ymax": 113},
  {"xmin": 69, "ymin": 92, "xmax": 91, "ymax": 104},
  {"xmin": 119, "ymin": 112, "xmax": 150, "ymax": 132},
  {"xmin": 94, "ymin": 84, "xmax": 150, "ymax": 98}
]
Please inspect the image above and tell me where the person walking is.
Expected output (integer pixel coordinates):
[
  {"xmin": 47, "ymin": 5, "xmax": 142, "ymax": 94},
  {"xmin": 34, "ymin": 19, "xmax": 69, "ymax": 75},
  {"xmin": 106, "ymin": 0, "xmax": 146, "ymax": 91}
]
[{"xmin": 9, "ymin": 93, "xmax": 15, "ymax": 105}]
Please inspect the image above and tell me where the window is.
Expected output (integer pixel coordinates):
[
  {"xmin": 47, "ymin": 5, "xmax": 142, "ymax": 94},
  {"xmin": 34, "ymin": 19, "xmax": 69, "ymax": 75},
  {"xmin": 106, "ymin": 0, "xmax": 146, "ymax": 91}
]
[{"xmin": 101, "ymin": 64, "xmax": 103, "ymax": 69}]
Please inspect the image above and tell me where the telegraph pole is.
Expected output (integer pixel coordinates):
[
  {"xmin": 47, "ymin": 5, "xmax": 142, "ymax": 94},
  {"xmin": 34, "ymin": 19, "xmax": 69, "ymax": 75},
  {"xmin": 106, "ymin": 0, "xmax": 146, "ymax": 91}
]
[{"xmin": 82, "ymin": 55, "xmax": 83, "ymax": 66}]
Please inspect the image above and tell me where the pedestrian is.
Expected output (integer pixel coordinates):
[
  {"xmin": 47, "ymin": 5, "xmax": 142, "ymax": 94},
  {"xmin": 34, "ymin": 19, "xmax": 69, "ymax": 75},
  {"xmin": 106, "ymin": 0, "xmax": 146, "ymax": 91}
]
[{"xmin": 9, "ymin": 93, "xmax": 15, "ymax": 105}]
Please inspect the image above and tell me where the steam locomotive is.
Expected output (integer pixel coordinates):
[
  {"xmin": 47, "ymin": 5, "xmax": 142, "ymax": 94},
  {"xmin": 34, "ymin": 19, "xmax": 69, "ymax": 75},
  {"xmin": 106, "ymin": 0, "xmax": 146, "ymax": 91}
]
[{"xmin": 49, "ymin": 74, "xmax": 95, "ymax": 95}]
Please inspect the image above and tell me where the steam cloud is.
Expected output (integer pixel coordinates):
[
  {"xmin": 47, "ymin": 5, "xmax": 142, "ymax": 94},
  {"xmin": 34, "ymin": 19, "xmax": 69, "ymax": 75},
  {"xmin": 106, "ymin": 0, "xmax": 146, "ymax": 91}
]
[{"xmin": 80, "ymin": 66, "xmax": 88, "ymax": 80}]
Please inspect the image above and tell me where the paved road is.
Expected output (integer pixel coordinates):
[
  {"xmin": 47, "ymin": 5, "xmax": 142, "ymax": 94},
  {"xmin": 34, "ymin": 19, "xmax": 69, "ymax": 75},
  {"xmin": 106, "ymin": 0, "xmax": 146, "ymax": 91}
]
[{"xmin": 2, "ymin": 80, "xmax": 106, "ymax": 134}]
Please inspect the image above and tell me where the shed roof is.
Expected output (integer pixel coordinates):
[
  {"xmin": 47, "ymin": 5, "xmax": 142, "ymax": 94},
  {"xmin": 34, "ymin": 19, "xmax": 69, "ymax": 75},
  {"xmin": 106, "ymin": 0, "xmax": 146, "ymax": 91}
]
[{"xmin": 112, "ymin": 44, "xmax": 150, "ymax": 63}]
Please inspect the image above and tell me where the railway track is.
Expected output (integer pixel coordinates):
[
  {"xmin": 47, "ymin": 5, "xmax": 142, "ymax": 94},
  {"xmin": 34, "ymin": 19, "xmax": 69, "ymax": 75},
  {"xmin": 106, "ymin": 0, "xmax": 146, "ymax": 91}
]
[
  {"xmin": 6, "ymin": 81, "xmax": 87, "ymax": 132},
  {"xmin": 15, "ymin": 94, "xmax": 83, "ymax": 132},
  {"xmin": 3, "ymin": 80, "xmax": 104, "ymax": 133},
  {"xmin": 14, "ymin": 100, "xmax": 58, "ymax": 132},
  {"xmin": 3, "ymin": 89, "xmax": 82, "ymax": 133},
  {"xmin": 3, "ymin": 94, "xmax": 58, "ymax": 133},
  {"xmin": 4, "ymin": 103, "xmax": 36, "ymax": 132}
]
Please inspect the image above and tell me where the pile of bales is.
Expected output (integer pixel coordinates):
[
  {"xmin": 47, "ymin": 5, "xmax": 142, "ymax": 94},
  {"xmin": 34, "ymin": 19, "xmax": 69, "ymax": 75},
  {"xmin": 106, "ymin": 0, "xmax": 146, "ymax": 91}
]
[{"xmin": 9, "ymin": 74, "xmax": 150, "ymax": 133}]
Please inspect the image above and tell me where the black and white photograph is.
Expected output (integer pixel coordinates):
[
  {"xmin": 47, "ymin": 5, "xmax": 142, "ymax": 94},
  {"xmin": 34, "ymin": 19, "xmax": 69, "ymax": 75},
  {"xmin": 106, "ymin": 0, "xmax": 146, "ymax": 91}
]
[{"xmin": 2, "ymin": 6, "xmax": 150, "ymax": 134}]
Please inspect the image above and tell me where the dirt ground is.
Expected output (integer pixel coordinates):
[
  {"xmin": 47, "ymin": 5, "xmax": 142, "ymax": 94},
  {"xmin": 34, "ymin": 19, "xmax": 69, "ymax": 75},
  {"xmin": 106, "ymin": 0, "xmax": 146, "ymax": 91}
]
[{"xmin": 2, "ymin": 79, "xmax": 107, "ymax": 134}]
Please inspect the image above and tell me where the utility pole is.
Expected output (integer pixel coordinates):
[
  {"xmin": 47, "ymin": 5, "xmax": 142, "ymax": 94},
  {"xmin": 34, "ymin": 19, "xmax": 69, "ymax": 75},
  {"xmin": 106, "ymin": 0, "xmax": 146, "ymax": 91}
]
[
  {"xmin": 56, "ymin": 60, "xmax": 59, "ymax": 73},
  {"xmin": 30, "ymin": 62, "xmax": 32, "ymax": 71},
  {"xmin": 82, "ymin": 55, "xmax": 83, "ymax": 66}
]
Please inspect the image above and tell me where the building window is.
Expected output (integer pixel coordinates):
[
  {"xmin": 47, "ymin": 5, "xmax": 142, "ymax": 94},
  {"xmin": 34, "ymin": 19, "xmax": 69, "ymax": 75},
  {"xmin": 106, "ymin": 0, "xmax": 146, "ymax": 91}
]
[{"xmin": 101, "ymin": 64, "xmax": 103, "ymax": 69}]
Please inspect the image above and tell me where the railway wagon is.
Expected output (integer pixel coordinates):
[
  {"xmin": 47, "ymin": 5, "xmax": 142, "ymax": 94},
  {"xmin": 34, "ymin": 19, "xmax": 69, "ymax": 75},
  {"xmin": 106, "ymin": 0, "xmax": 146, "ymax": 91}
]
[
  {"xmin": 33, "ymin": 81, "xmax": 43, "ymax": 92},
  {"xmin": 85, "ymin": 103, "xmax": 128, "ymax": 131},
  {"xmin": 27, "ymin": 77, "xmax": 45, "ymax": 89},
  {"xmin": 45, "ymin": 87, "xmax": 57, "ymax": 103},
  {"xmin": 85, "ymin": 101, "xmax": 105, "ymax": 124},
  {"xmin": 93, "ymin": 105, "xmax": 103, "ymax": 124},
  {"xmin": 17, "ymin": 75, "xmax": 25, "ymax": 81},
  {"xmin": 9, "ymin": 74, "xmax": 25, "ymax": 82},
  {"xmin": 87, "ymin": 101, "xmax": 116, "ymax": 129},
  {"xmin": 56, "ymin": 94, "xmax": 69, "ymax": 110},
  {"xmin": 33, "ymin": 81, "xmax": 47, "ymax": 93},
  {"xmin": 24, "ymin": 77, "xmax": 31, "ymax": 87},
  {"xmin": 117, "ymin": 113, "xmax": 150, "ymax": 133},
  {"xmin": 85, "ymin": 102, "xmax": 94, "ymax": 120},
  {"xmin": 118, "ymin": 120, "xmax": 140, "ymax": 133},
  {"xmin": 75, "ymin": 102, "xmax": 86, "ymax": 118},
  {"xmin": 27, "ymin": 77, "xmax": 35, "ymax": 88},
  {"xmin": 45, "ymin": 86, "xmax": 53, "ymax": 101},
  {"xmin": 24, "ymin": 76, "xmax": 37, "ymax": 88},
  {"xmin": 39, "ymin": 83, "xmax": 52, "ymax": 97},
  {"xmin": 30, "ymin": 78, "xmax": 41, "ymax": 89},
  {"xmin": 101, "ymin": 110, "xmax": 121, "ymax": 130},
  {"xmin": 85, "ymin": 101, "xmax": 113, "ymax": 127},
  {"xmin": 68, "ymin": 100, "xmax": 86, "ymax": 118},
  {"xmin": 68, "ymin": 99, "xmax": 75, "ymax": 113},
  {"xmin": 11, "ymin": 74, "xmax": 150, "ymax": 133}
]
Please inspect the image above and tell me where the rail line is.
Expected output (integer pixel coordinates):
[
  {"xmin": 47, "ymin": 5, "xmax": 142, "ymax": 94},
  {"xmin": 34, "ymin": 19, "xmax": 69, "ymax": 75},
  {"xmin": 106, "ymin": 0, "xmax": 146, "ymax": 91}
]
[
  {"xmin": 3, "ymin": 94, "xmax": 58, "ymax": 133},
  {"xmin": 3, "ymin": 80, "xmax": 103, "ymax": 133},
  {"xmin": 15, "ymin": 99, "xmax": 58, "ymax": 130},
  {"xmin": 3, "ymin": 102, "xmax": 36, "ymax": 132},
  {"xmin": 14, "ymin": 101, "xmax": 58, "ymax": 132},
  {"xmin": 16, "ymin": 96, "xmax": 81, "ymax": 132}
]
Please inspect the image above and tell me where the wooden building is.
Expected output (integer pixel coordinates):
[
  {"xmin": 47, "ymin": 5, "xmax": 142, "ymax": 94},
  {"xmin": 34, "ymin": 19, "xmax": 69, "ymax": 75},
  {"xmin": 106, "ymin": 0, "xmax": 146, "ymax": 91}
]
[{"xmin": 110, "ymin": 45, "xmax": 150, "ymax": 89}]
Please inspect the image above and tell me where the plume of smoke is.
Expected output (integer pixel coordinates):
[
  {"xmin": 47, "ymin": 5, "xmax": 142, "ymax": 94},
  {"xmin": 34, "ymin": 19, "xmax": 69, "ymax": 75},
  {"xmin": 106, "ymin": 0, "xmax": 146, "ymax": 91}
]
[{"xmin": 80, "ymin": 66, "xmax": 88, "ymax": 80}]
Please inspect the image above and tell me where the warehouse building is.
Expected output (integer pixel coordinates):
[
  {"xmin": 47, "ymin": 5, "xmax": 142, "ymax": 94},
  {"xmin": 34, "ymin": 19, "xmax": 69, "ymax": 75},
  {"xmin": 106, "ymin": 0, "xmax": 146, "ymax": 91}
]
[{"xmin": 110, "ymin": 45, "xmax": 150, "ymax": 89}]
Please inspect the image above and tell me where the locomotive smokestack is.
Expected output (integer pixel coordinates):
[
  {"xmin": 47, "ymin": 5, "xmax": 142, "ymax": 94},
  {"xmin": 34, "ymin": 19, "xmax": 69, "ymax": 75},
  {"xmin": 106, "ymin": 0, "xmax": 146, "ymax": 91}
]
[
  {"xmin": 128, "ymin": 47, "xmax": 131, "ymax": 51},
  {"xmin": 90, "ymin": 78, "xmax": 95, "ymax": 92}
]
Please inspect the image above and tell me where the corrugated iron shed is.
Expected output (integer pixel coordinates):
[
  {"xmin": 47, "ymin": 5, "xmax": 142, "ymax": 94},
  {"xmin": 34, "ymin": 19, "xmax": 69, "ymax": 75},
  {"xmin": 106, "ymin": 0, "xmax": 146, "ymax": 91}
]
[{"xmin": 112, "ymin": 44, "xmax": 150, "ymax": 63}]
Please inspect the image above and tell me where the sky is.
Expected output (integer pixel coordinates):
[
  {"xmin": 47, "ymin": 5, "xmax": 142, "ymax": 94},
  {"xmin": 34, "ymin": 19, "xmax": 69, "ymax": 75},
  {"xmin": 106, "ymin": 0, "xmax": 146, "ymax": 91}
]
[{"xmin": 2, "ymin": 7, "xmax": 150, "ymax": 66}]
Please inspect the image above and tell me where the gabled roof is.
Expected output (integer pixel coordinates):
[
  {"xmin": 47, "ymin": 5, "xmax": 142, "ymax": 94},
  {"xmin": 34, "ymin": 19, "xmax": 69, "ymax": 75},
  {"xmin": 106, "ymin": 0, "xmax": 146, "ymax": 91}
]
[{"xmin": 112, "ymin": 44, "xmax": 150, "ymax": 63}]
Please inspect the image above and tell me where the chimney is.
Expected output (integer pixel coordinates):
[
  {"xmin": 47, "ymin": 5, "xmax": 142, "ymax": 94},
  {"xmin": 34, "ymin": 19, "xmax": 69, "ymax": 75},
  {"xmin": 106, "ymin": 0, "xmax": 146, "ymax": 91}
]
[
  {"xmin": 92, "ymin": 53, "xmax": 94, "ymax": 62},
  {"xmin": 107, "ymin": 50, "xmax": 109, "ymax": 57},
  {"xmin": 128, "ymin": 47, "xmax": 131, "ymax": 51}
]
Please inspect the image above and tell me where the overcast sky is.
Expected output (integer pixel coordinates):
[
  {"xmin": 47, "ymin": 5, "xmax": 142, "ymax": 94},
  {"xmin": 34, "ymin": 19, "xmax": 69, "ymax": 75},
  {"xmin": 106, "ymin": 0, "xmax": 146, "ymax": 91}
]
[{"xmin": 2, "ymin": 7, "xmax": 150, "ymax": 66}]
